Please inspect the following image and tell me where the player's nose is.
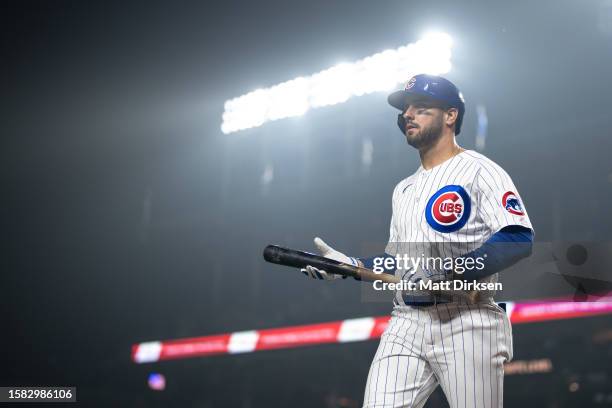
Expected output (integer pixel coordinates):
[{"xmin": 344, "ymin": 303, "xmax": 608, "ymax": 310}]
[{"xmin": 402, "ymin": 107, "xmax": 415, "ymax": 120}]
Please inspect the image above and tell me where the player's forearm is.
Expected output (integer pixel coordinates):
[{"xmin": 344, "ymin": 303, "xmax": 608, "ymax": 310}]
[{"xmin": 455, "ymin": 226, "xmax": 533, "ymax": 281}]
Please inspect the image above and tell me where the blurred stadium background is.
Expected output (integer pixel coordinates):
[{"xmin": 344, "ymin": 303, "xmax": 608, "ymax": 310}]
[{"xmin": 3, "ymin": 0, "xmax": 612, "ymax": 406}]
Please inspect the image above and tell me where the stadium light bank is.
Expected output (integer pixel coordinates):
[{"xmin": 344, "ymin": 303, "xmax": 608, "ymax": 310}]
[{"xmin": 221, "ymin": 32, "xmax": 453, "ymax": 134}]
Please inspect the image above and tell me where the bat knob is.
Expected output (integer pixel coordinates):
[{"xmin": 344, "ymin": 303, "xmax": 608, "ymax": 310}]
[{"xmin": 263, "ymin": 245, "xmax": 282, "ymax": 263}]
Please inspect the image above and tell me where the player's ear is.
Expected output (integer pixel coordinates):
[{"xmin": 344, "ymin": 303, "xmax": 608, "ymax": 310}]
[{"xmin": 445, "ymin": 108, "xmax": 459, "ymax": 128}]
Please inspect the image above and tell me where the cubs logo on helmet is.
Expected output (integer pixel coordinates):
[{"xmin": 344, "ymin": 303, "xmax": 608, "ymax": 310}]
[
  {"xmin": 502, "ymin": 191, "xmax": 525, "ymax": 216},
  {"xmin": 425, "ymin": 185, "xmax": 471, "ymax": 232},
  {"xmin": 405, "ymin": 76, "xmax": 417, "ymax": 90}
]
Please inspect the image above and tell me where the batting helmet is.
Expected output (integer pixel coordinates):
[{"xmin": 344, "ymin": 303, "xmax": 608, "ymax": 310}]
[{"xmin": 388, "ymin": 74, "xmax": 465, "ymax": 135}]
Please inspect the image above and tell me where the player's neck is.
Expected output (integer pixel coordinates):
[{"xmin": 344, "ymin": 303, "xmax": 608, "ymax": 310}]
[{"xmin": 418, "ymin": 135, "xmax": 464, "ymax": 170}]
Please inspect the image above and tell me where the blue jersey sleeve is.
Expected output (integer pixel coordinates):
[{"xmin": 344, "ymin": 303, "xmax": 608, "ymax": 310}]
[{"xmin": 458, "ymin": 225, "xmax": 533, "ymax": 281}]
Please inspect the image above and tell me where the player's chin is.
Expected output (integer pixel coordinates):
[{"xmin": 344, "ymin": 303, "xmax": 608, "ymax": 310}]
[{"xmin": 405, "ymin": 132, "xmax": 422, "ymax": 147}]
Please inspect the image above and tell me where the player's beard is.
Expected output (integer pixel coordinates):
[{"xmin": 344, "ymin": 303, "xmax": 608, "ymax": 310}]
[{"xmin": 405, "ymin": 116, "xmax": 444, "ymax": 150}]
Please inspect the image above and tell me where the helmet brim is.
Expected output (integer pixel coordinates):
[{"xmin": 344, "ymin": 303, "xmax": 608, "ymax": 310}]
[{"xmin": 387, "ymin": 90, "xmax": 442, "ymax": 111}]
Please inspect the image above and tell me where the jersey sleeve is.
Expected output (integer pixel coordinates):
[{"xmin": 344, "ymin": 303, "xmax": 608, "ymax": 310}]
[{"xmin": 476, "ymin": 163, "xmax": 533, "ymax": 236}]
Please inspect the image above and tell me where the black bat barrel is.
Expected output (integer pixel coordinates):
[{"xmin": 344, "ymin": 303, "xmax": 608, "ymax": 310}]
[{"xmin": 262, "ymin": 245, "xmax": 359, "ymax": 279}]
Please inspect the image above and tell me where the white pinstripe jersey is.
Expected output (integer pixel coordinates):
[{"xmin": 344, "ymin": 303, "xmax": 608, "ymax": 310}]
[{"xmin": 385, "ymin": 150, "xmax": 533, "ymax": 304}]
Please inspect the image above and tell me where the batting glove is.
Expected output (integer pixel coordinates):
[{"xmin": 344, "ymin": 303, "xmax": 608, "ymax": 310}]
[{"xmin": 301, "ymin": 237, "xmax": 359, "ymax": 280}]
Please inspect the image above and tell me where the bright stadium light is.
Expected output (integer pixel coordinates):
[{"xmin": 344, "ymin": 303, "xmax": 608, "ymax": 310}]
[{"xmin": 221, "ymin": 32, "xmax": 453, "ymax": 134}]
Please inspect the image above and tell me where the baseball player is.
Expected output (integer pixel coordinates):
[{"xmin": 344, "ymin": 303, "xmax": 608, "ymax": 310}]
[{"xmin": 302, "ymin": 74, "xmax": 534, "ymax": 407}]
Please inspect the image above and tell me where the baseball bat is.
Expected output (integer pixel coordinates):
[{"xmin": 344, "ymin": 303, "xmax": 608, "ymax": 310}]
[{"xmin": 263, "ymin": 245, "xmax": 400, "ymax": 284}]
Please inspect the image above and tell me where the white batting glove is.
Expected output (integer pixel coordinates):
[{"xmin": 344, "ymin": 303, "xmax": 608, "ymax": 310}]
[{"xmin": 301, "ymin": 237, "xmax": 359, "ymax": 280}]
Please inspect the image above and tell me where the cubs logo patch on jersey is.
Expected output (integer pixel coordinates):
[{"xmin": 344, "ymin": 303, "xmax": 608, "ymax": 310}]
[
  {"xmin": 425, "ymin": 185, "xmax": 471, "ymax": 233},
  {"xmin": 502, "ymin": 191, "xmax": 525, "ymax": 216}
]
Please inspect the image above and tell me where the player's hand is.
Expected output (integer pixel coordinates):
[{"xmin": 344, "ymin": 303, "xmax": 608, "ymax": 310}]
[{"xmin": 301, "ymin": 237, "xmax": 358, "ymax": 280}]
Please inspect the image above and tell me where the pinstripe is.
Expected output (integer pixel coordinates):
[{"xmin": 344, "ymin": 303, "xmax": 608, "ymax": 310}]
[
  {"xmin": 390, "ymin": 316, "xmax": 403, "ymax": 407},
  {"xmin": 409, "ymin": 309, "xmax": 425, "ymax": 407},
  {"xmin": 478, "ymin": 307, "xmax": 486, "ymax": 408},
  {"xmin": 468, "ymin": 305, "xmax": 476, "ymax": 407},
  {"xmin": 394, "ymin": 312, "xmax": 409, "ymax": 407},
  {"xmin": 381, "ymin": 329, "xmax": 393, "ymax": 407},
  {"xmin": 487, "ymin": 308, "xmax": 494, "ymax": 407},
  {"xmin": 367, "ymin": 318, "xmax": 385, "ymax": 406},
  {"xmin": 401, "ymin": 317, "xmax": 416, "ymax": 404},
  {"xmin": 446, "ymin": 304, "xmax": 459, "ymax": 408},
  {"xmin": 426, "ymin": 308, "xmax": 442, "ymax": 388},
  {"xmin": 458, "ymin": 306, "xmax": 467, "ymax": 408},
  {"xmin": 402, "ymin": 312, "xmax": 412, "ymax": 403},
  {"xmin": 370, "ymin": 334, "xmax": 382, "ymax": 405},
  {"xmin": 492, "ymin": 308, "xmax": 499, "ymax": 406},
  {"xmin": 435, "ymin": 304, "xmax": 452, "ymax": 402},
  {"xmin": 374, "ymin": 318, "xmax": 394, "ymax": 406}
]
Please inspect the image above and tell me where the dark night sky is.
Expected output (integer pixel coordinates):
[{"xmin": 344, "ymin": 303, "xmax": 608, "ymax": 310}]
[{"xmin": 3, "ymin": 0, "xmax": 612, "ymax": 406}]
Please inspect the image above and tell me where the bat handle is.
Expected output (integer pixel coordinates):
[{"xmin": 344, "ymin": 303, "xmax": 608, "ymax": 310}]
[{"xmin": 352, "ymin": 265, "xmax": 401, "ymax": 284}]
